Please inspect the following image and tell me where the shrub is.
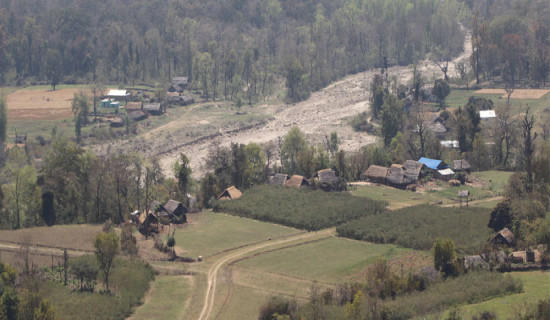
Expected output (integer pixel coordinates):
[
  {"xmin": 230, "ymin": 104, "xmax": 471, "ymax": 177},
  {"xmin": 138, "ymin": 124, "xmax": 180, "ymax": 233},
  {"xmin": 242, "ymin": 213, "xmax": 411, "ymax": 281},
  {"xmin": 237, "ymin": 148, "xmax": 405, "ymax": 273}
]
[{"xmin": 215, "ymin": 185, "xmax": 387, "ymax": 230}]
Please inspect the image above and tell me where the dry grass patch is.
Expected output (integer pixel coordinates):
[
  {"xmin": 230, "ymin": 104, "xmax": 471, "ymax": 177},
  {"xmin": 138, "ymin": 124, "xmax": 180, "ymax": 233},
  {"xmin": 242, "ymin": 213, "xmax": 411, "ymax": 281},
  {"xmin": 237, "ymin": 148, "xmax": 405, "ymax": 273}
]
[
  {"xmin": 6, "ymin": 88, "xmax": 81, "ymax": 122},
  {"xmin": 0, "ymin": 224, "xmax": 103, "ymax": 251}
]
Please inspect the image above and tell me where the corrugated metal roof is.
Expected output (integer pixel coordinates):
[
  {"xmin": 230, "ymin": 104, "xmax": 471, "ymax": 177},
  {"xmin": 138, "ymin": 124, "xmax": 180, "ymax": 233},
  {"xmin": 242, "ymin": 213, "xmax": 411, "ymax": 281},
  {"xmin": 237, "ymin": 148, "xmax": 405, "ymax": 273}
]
[
  {"xmin": 107, "ymin": 89, "xmax": 129, "ymax": 97},
  {"xmin": 418, "ymin": 157, "xmax": 448, "ymax": 170},
  {"xmin": 437, "ymin": 168, "xmax": 455, "ymax": 176},
  {"xmin": 479, "ymin": 110, "xmax": 496, "ymax": 119}
]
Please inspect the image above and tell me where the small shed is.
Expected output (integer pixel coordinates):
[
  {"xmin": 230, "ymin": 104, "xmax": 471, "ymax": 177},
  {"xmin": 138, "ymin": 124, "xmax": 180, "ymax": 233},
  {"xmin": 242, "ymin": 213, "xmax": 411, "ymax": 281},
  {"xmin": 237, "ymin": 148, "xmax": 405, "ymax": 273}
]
[
  {"xmin": 166, "ymin": 95, "xmax": 184, "ymax": 105},
  {"xmin": 100, "ymin": 99, "xmax": 120, "ymax": 109},
  {"xmin": 403, "ymin": 160, "xmax": 424, "ymax": 182},
  {"xmin": 418, "ymin": 157, "xmax": 449, "ymax": 170},
  {"xmin": 14, "ymin": 134, "xmax": 27, "ymax": 144},
  {"xmin": 511, "ymin": 251, "xmax": 526, "ymax": 263},
  {"xmin": 312, "ymin": 169, "xmax": 341, "ymax": 191},
  {"xmin": 143, "ymin": 103, "xmax": 163, "ymax": 115},
  {"xmin": 217, "ymin": 186, "xmax": 243, "ymax": 200},
  {"xmin": 441, "ymin": 140, "xmax": 460, "ymax": 148},
  {"xmin": 491, "ymin": 228, "xmax": 515, "ymax": 246},
  {"xmin": 363, "ymin": 165, "xmax": 389, "ymax": 183},
  {"xmin": 284, "ymin": 175, "xmax": 310, "ymax": 189},
  {"xmin": 479, "ymin": 110, "xmax": 496, "ymax": 123},
  {"xmin": 109, "ymin": 117, "xmax": 124, "ymax": 128},
  {"xmin": 458, "ymin": 190, "xmax": 470, "ymax": 206},
  {"xmin": 129, "ymin": 110, "xmax": 147, "ymax": 121},
  {"xmin": 453, "ymin": 159, "xmax": 471, "ymax": 173},
  {"xmin": 435, "ymin": 168, "xmax": 455, "ymax": 181},
  {"xmin": 138, "ymin": 211, "xmax": 159, "ymax": 236},
  {"xmin": 269, "ymin": 174, "xmax": 289, "ymax": 186}
]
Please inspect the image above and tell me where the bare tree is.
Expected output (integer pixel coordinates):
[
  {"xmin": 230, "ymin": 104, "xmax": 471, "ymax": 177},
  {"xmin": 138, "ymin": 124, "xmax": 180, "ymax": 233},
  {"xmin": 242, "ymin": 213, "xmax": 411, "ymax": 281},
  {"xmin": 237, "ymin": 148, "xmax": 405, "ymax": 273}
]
[{"xmin": 521, "ymin": 107, "xmax": 537, "ymax": 192}]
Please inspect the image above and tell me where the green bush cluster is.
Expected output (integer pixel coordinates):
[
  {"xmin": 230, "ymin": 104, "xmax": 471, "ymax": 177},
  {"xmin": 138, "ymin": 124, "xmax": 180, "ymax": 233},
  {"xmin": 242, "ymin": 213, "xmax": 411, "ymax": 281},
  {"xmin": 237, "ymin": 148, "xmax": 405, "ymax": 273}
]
[
  {"xmin": 337, "ymin": 205, "xmax": 493, "ymax": 254},
  {"xmin": 40, "ymin": 256, "xmax": 154, "ymax": 320},
  {"xmin": 215, "ymin": 185, "xmax": 387, "ymax": 231}
]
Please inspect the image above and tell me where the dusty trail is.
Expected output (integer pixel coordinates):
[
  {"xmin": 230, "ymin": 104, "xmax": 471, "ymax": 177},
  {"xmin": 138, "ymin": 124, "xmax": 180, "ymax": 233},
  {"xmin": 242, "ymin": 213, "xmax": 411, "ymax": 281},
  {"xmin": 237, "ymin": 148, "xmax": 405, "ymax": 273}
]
[
  {"xmin": 157, "ymin": 33, "xmax": 471, "ymax": 178},
  {"xmin": 197, "ymin": 228, "xmax": 335, "ymax": 320}
]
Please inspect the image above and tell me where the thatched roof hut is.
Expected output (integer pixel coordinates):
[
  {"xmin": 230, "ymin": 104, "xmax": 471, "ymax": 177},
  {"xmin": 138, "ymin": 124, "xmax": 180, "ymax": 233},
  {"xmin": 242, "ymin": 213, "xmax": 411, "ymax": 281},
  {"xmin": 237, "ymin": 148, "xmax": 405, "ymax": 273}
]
[
  {"xmin": 453, "ymin": 159, "xmax": 471, "ymax": 173},
  {"xmin": 284, "ymin": 175, "xmax": 310, "ymax": 189},
  {"xmin": 143, "ymin": 103, "xmax": 163, "ymax": 115},
  {"xmin": 181, "ymin": 95, "xmax": 195, "ymax": 106},
  {"xmin": 164, "ymin": 200, "xmax": 187, "ymax": 216},
  {"xmin": 363, "ymin": 165, "xmax": 389, "ymax": 183},
  {"xmin": 125, "ymin": 102, "xmax": 142, "ymax": 111},
  {"xmin": 129, "ymin": 110, "xmax": 147, "ymax": 121},
  {"xmin": 491, "ymin": 228, "xmax": 514, "ymax": 246},
  {"xmin": 403, "ymin": 160, "xmax": 424, "ymax": 181},
  {"xmin": 217, "ymin": 186, "xmax": 243, "ymax": 200},
  {"xmin": 386, "ymin": 167, "xmax": 412, "ymax": 188},
  {"xmin": 312, "ymin": 169, "xmax": 340, "ymax": 189},
  {"xmin": 269, "ymin": 173, "xmax": 289, "ymax": 186}
]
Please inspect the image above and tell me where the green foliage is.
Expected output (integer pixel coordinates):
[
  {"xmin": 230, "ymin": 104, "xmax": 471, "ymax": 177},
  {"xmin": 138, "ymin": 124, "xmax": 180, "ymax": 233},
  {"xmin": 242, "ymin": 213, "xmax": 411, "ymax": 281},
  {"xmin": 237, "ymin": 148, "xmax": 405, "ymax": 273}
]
[
  {"xmin": 93, "ymin": 232, "xmax": 120, "ymax": 292},
  {"xmin": 69, "ymin": 257, "xmax": 98, "ymax": 291},
  {"xmin": 215, "ymin": 185, "xmax": 386, "ymax": 231},
  {"xmin": 173, "ymin": 153, "xmax": 192, "ymax": 200},
  {"xmin": 488, "ymin": 199, "xmax": 514, "ymax": 232},
  {"xmin": 120, "ymin": 223, "xmax": 138, "ymax": 256},
  {"xmin": 18, "ymin": 289, "xmax": 41, "ymax": 320},
  {"xmin": 32, "ymin": 299, "xmax": 56, "ymax": 320},
  {"xmin": 0, "ymin": 97, "xmax": 6, "ymax": 145},
  {"xmin": 432, "ymin": 238, "xmax": 458, "ymax": 277},
  {"xmin": 337, "ymin": 205, "xmax": 493, "ymax": 254},
  {"xmin": 285, "ymin": 58, "xmax": 310, "ymax": 103},
  {"xmin": 433, "ymin": 79, "xmax": 451, "ymax": 109},
  {"xmin": 0, "ymin": 287, "xmax": 19, "ymax": 320},
  {"xmin": 281, "ymin": 127, "xmax": 308, "ymax": 175},
  {"xmin": 258, "ymin": 295, "xmax": 296, "ymax": 320},
  {"xmin": 381, "ymin": 94, "xmax": 403, "ymax": 146},
  {"xmin": 40, "ymin": 256, "xmax": 153, "ymax": 320},
  {"xmin": 200, "ymin": 172, "xmax": 219, "ymax": 208}
]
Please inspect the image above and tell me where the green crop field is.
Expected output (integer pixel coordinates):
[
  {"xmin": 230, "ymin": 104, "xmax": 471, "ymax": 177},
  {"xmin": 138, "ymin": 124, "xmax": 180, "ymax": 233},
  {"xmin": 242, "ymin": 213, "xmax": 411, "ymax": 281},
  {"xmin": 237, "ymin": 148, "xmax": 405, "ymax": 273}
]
[
  {"xmin": 437, "ymin": 271, "xmax": 550, "ymax": 320},
  {"xmin": 234, "ymin": 237, "xmax": 411, "ymax": 284},
  {"xmin": 131, "ymin": 276, "xmax": 191, "ymax": 320},
  {"xmin": 174, "ymin": 211, "xmax": 301, "ymax": 259},
  {"xmin": 472, "ymin": 170, "xmax": 513, "ymax": 193}
]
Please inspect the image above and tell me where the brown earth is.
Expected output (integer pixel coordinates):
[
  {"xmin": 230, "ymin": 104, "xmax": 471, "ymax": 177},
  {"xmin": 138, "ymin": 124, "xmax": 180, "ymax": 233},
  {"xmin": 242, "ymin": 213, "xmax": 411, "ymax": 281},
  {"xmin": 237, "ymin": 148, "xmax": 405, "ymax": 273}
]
[{"xmin": 6, "ymin": 88, "xmax": 81, "ymax": 123}]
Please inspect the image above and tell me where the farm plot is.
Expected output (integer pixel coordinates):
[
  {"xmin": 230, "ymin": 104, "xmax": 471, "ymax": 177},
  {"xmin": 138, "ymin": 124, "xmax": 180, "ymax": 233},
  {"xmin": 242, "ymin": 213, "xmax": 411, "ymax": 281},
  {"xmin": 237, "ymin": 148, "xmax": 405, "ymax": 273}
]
[
  {"xmin": 130, "ymin": 276, "xmax": 192, "ymax": 320},
  {"xmin": 6, "ymin": 88, "xmax": 81, "ymax": 123},
  {"xmin": 233, "ymin": 237, "xmax": 411, "ymax": 284},
  {"xmin": 174, "ymin": 211, "xmax": 301, "ymax": 259},
  {"xmin": 474, "ymin": 88, "xmax": 550, "ymax": 99}
]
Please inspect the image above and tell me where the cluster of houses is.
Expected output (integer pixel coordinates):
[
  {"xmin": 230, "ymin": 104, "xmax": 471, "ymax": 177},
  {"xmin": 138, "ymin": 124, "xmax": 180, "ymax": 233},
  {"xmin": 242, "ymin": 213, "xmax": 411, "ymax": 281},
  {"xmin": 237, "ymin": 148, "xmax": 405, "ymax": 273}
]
[
  {"xmin": 130, "ymin": 197, "xmax": 198, "ymax": 236},
  {"xmin": 105, "ymin": 76, "xmax": 195, "ymax": 128},
  {"xmin": 362, "ymin": 157, "xmax": 471, "ymax": 189},
  {"xmin": 464, "ymin": 228, "xmax": 545, "ymax": 271},
  {"xmin": 215, "ymin": 168, "xmax": 344, "ymax": 202}
]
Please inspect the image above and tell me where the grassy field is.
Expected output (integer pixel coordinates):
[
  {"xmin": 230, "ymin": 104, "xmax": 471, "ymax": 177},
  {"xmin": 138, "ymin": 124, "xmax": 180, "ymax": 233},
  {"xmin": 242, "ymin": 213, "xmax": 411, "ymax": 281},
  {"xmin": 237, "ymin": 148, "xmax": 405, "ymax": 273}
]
[
  {"xmin": 234, "ymin": 237, "xmax": 411, "ymax": 284},
  {"xmin": 174, "ymin": 211, "xmax": 301, "ymax": 259},
  {"xmin": 337, "ymin": 205, "xmax": 493, "ymax": 254},
  {"xmin": 0, "ymin": 224, "xmax": 103, "ymax": 251},
  {"xmin": 215, "ymin": 185, "xmax": 387, "ymax": 230},
  {"xmin": 131, "ymin": 276, "xmax": 191, "ymax": 320},
  {"xmin": 472, "ymin": 170, "xmax": 513, "ymax": 193},
  {"xmin": 437, "ymin": 271, "xmax": 550, "ymax": 319},
  {"xmin": 351, "ymin": 184, "xmax": 447, "ymax": 209}
]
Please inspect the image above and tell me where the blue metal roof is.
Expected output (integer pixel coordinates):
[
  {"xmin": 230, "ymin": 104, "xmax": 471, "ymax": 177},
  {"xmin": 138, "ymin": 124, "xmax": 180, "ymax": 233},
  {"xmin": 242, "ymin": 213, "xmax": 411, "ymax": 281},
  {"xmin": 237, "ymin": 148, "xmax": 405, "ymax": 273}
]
[{"xmin": 418, "ymin": 157, "xmax": 448, "ymax": 170}]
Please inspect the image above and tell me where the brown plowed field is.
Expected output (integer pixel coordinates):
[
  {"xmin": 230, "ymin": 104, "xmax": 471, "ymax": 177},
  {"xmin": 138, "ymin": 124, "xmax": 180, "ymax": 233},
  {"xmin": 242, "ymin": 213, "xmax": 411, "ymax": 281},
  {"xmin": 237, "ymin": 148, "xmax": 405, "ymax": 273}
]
[{"xmin": 6, "ymin": 88, "xmax": 80, "ymax": 123}]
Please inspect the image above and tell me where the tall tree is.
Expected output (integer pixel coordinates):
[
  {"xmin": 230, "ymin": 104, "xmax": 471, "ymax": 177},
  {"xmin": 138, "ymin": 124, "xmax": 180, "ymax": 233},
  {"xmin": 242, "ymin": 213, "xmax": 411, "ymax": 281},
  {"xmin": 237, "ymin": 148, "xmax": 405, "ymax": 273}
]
[
  {"xmin": 281, "ymin": 127, "xmax": 308, "ymax": 175},
  {"xmin": 521, "ymin": 107, "xmax": 537, "ymax": 192},
  {"xmin": 93, "ymin": 232, "xmax": 119, "ymax": 292},
  {"xmin": 433, "ymin": 79, "xmax": 451, "ymax": 109},
  {"xmin": 45, "ymin": 48, "xmax": 62, "ymax": 90},
  {"xmin": 0, "ymin": 97, "xmax": 7, "ymax": 146},
  {"xmin": 173, "ymin": 153, "xmax": 192, "ymax": 201},
  {"xmin": 381, "ymin": 94, "xmax": 403, "ymax": 146}
]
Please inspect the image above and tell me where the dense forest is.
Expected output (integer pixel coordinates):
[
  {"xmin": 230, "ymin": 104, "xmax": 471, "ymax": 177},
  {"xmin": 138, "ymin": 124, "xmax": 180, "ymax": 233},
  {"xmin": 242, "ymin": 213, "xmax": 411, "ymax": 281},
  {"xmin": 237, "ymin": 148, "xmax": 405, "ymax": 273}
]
[{"xmin": 0, "ymin": 0, "xmax": 469, "ymax": 102}]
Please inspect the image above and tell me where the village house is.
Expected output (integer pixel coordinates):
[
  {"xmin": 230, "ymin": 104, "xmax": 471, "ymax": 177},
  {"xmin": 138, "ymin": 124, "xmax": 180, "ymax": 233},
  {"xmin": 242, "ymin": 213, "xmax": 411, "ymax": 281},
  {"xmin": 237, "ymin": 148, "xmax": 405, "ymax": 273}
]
[
  {"xmin": 453, "ymin": 159, "xmax": 472, "ymax": 173},
  {"xmin": 490, "ymin": 228, "xmax": 515, "ymax": 246},
  {"xmin": 402, "ymin": 160, "xmax": 424, "ymax": 182},
  {"xmin": 284, "ymin": 175, "xmax": 310, "ymax": 189},
  {"xmin": 434, "ymin": 168, "xmax": 455, "ymax": 181},
  {"xmin": 106, "ymin": 89, "xmax": 130, "ymax": 102},
  {"xmin": 217, "ymin": 186, "xmax": 243, "ymax": 200},
  {"xmin": 129, "ymin": 110, "xmax": 147, "ymax": 121},
  {"xmin": 143, "ymin": 103, "xmax": 164, "ymax": 115},
  {"xmin": 418, "ymin": 157, "xmax": 449, "ymax": 171},
  {"xmin": 312, "ymin": 169, "xmax": 341, "ymax": 191},
  {"xmin": 164, "ymin": 199, "xmax": 187, "ymax": 223},
  {"xmin": 363, "ymin": 165, "xmax": 389, "ymax": 183},
  {"xmin": 269, "ymin": 173, "xmax": 289, "ymax": 186},
  {"xmin": 168, "ymin": 77, "xmax": 189, "ymax": 93},
  {"xmin": 386, "ymin": 165, "xmax": 413, "ymax": 189}
]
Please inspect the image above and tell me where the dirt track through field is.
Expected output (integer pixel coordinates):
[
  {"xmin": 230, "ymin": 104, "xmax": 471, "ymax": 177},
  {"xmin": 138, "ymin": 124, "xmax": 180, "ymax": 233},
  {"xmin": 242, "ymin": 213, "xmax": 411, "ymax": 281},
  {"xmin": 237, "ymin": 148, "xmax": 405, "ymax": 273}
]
[{"xmin": 197, "ymin": 228, "xmax": 335, "ymax": 320}]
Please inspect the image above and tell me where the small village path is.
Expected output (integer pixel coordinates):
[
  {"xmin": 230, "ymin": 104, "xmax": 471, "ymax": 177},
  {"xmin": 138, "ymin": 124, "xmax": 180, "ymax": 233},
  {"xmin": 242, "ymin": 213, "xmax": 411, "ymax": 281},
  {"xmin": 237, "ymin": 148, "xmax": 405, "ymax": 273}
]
[
  {"xmin": 440, "ymin": 195, "xmax": 504, "ymax": 208},
  {"xmin": 196, "ymin": 228, "xmax": 335, "ymax": 320}
]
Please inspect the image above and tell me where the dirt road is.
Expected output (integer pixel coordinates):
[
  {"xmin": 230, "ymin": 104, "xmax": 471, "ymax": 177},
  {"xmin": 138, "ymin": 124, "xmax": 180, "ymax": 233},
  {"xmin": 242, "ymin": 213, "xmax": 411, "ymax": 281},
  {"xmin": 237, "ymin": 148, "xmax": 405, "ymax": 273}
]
[{"xmin": 197, "ymin": 228, "xmax": 335, "ymax": 320}]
